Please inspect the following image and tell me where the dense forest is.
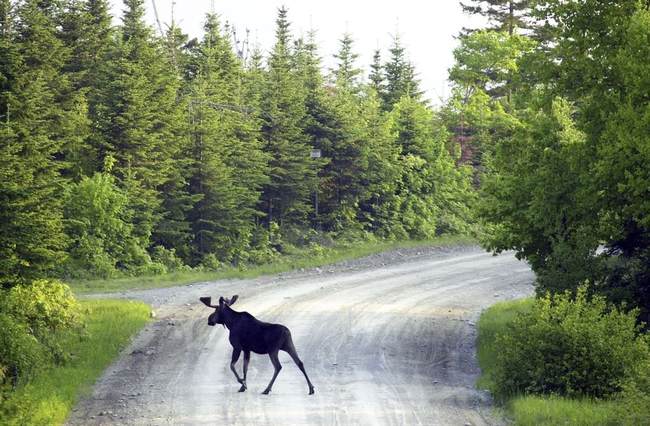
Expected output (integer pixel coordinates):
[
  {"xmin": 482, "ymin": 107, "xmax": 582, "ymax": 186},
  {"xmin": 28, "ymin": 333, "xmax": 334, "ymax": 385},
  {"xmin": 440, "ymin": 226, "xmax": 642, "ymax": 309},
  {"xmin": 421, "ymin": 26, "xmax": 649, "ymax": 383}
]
[
  {"xmin": 1, "ymin": 0, "xmax": 650, "ymax": 421},
  {"xmin": 0, "ymin": 0, "xmax": 475, "ymax": 284}
]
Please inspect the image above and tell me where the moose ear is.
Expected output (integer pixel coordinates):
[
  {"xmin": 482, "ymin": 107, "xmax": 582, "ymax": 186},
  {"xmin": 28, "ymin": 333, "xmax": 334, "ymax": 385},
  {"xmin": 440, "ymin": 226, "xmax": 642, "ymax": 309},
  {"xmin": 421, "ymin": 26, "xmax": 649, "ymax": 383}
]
[
  {"xmin": 219, "ymin": 296, "xmax": 225, "ymax": 305},
  {"xmin": 228, "ymin": 295, "xmax": 239, "ymax": 306},
  {"xmin": 200, "ymin": 297, "xmax": 216, "ymax": 308}
]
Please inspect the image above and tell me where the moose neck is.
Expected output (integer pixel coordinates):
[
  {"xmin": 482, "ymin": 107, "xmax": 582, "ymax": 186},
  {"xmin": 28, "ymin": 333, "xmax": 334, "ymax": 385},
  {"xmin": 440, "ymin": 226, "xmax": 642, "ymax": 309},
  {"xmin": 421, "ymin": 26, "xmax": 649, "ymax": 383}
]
[{"xmin": 221, "ymin": 304, "xmax": 239, "ymax": 329}]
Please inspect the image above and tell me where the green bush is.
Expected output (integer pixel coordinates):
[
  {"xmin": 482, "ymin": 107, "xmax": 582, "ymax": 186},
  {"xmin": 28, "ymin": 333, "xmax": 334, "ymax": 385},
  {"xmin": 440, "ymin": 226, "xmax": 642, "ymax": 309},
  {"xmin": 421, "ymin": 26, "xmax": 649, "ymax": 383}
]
[
  {"xmin": 0, "ymin": 314, "xmax": 44, "ymax": 388},
  {"xmin": 63, "ymin": 172, "xmax": 148, "ymax": 278},
  {"xmin": 493, "ymin": 287, "xmax": 649, "ymax": 400},
  {"xmin": 614, "ymin": 357, "xmax": 650, "ymax": 425},
  {"xmin": 0, "ymin": 280, "xmax": 80, "ymax": 391}
]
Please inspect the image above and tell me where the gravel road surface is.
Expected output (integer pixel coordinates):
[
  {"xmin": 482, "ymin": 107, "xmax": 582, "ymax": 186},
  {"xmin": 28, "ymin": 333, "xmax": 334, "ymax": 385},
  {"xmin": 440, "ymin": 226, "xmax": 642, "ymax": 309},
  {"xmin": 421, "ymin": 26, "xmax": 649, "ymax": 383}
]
[{"xmin": 67, "ymin": 245, "xmax": 534, "ymax": 425}]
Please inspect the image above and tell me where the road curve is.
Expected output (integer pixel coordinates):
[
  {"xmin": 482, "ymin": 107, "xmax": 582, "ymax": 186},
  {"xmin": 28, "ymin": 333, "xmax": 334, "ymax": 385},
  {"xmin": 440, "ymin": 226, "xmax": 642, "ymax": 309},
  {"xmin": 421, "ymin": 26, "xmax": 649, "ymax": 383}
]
[{"xmin": 67, "ymin": 246, "xmax": 534, "ymax": 426}]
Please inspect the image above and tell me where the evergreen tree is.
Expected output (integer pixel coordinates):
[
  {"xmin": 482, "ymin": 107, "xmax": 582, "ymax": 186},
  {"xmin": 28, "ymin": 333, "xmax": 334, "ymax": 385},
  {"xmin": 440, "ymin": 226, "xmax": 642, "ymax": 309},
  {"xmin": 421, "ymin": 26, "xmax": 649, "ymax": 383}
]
[
  {"xmin": 242, "ymin": 45, "xmax": 266, "ymax": 110},
  {"xmin": 57, "ymin": 0, "xmax": 113, "ymax": 178},
  {"xmin": 188, "ymin": 14, "xmax": 268, "ymax": 264},
  {"xmin": 313, "ymin": 34, "xmax": 372, "ymax": 231},
  {"xmin": 332, "ymin": 33, "xmax": 362, "ymax": 91},
  {"xmin": 260, "ymin": 7, "xmax": 317, "ymax": 229},
  {"xmin": 356, "ymin": 89, "xmax": 400, "ymax": 235},
  {"xmin": 382, "ymin": 36, "xmax": 422, "ymax": 111},
  {"xmin": 0, "ymin": 0, "xmax": 71, "ymax": 285},
  {"xmin": 368, "ymin": 48, "xmax": 385, "ymax": 96},
  {"xmin": 461, "ymin": 0, "xmax": 533, "ymax": 35},
  {"xmin": 388, "ymin": 96, "xmax": 474, "ymax": 237},
  {"xmin": 94, "ymin": 0, "xmax": 188, "ymax": 263}
]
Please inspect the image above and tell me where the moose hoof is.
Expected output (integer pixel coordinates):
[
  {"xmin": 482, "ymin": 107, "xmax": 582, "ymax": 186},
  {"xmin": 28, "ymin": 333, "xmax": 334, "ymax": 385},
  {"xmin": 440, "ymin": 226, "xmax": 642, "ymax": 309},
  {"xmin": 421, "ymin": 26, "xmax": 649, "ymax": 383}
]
[
  {"xmin": 309, "ymin": 388, "xmax": 315, "ymax": 395},
  {"xmin": 262, "ymin": 389, "xmax": 271, "ymax": 395},
  {"xmin": 238, "ymin": 385, "xmax": 247, "ymax": 392}
]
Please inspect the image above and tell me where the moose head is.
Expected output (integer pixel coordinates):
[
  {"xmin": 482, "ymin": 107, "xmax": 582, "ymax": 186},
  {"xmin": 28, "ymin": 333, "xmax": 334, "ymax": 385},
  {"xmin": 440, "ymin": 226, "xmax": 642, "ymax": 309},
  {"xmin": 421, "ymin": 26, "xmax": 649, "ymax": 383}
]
[{"xmin": 200, "ymin": 295, "xmax": 238, "ymax": 326}]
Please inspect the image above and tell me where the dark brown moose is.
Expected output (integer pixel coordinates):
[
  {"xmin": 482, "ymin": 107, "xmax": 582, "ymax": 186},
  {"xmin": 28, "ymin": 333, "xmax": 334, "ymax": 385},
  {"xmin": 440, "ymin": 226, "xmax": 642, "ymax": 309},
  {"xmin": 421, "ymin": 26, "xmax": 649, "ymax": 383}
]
[{"xmin": 200, "ymin": 295, "xmax": 315, "ymax": 395}]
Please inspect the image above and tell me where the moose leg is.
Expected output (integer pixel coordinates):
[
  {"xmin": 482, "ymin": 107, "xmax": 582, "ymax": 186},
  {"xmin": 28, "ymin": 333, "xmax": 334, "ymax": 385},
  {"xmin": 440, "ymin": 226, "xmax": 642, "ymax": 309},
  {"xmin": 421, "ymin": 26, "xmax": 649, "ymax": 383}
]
[
  {"xmin": 262, "ymin": 350, "xmax": 282, "ymax": 395},
  {"xmin": 285, "ymin": 343, "xmax": 315, "ymax": 395},
  {"xmin": 230, "ymin": 348, "xmax": 245, "ymax": 389},
  {"xmin": 239, "ymin": 351, "xmax": 250, "ymax": 392}
]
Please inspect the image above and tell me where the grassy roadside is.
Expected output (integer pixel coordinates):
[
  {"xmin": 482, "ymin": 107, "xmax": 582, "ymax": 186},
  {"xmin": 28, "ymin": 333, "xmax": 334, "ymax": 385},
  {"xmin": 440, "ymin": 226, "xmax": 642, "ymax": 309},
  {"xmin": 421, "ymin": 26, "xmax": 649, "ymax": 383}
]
[
  {"xmin": 476, "ymin": 299, "xmax": 623, "ymax": 425},
  {"xmin": 0, "ymin": 300, "xmax": 151, "ymax": 426},
  {"xmin": 70, "ymin": 235, "xmax": 475, "ymax": 294}
]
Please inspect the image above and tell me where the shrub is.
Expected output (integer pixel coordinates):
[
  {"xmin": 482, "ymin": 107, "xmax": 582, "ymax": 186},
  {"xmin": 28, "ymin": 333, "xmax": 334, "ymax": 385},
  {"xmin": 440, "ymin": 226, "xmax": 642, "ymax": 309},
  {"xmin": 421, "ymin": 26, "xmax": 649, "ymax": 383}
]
[
  {"xmin": 0, "ymin": 280, "xmax": 80, "ymax": 389},
  {"xmin": 150, "ymin": 246, "xmax": 189, "ymax": 272},
  {"xmin": 0, "ymin": 314, "xmax": 44, "ymax": 388},
  {"xmin": 614, "ymin": 356, "xmax": 650, "ymax": 425},
  {"xmin": 493, "ymin": 286, "xmax": 649, "ymax": 400}
]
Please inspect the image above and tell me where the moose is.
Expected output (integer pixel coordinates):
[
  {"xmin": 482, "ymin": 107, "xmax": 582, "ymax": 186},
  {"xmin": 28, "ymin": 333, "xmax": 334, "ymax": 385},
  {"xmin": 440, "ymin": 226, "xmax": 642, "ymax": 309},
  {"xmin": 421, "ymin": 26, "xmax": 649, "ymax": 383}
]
[{"xmin": 200, "ymin": 295, "xmax": 315, "ymax": 395}]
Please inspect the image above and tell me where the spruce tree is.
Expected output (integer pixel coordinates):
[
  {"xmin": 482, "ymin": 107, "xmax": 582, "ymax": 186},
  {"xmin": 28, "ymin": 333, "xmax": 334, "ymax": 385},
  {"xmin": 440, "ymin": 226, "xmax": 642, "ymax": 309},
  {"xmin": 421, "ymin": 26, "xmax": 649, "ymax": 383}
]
[
  {"xmin": 0, "ymin": 0, "xmax": 71, "ymax": 285},
  {"xmin": 315, "ymin": 34, "xmax": 370, "ymax": 231},
  {"xmin": 94, "ymin": 0, "xmax": 188, "ymax": 265},
  {"xmin": 461, "ymin": 0, "xmax": 533, "ymax": 35},
  {"xmin": 368, "ymin": 48, "xmax": 385, "ymax": 96},
  {"xmin": 242, "ymin": 45, "xmax": 266, "ymax": 110},
  {"xmin": 356, "ymin": 89, "xmax": 400, "ymax": 235},
  {"xmin": 57, "ymin": 0, "xmax": 112, "ymax": 178},
  {"xmin": 382, "ymin": 36, "xmax": 422, "ymax": 111},
  {"xmin": 188, "ymin": 14, "xmax": 268, "ymax": 263},
  {"xmin": 332, "ymin": 33, "xmax": 362, "ymax": 91},
  {"xmin": 260, "ymin": 7, "xmax": 317, "ymax": 229}
]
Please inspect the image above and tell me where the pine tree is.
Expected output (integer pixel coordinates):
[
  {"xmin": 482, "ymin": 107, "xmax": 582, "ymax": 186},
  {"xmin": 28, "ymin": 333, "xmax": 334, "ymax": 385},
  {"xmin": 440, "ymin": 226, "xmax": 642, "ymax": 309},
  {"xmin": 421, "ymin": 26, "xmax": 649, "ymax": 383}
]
[
  {"xmin": 187, "ymin": 14, "xmax": 268, "ymax": 263},
  {"xmin": 57, "ymin": 0, "xmax": 112, "ymax": 179},
  {"xmin": 94, "ymin": 0, "xmax": 188, "ymax": 265},
  {"xmin": 332, "ymin": 33, "xmax": 362, "ymax": 91},
  {"xmin": 0, "ymin": 0, "xmax": 71, "ymax": 285},
  {"xmin": 314, "ymin": 34, "xmax": 371, "ymax": 231},
  {"xmin": 260, "ymin": 7, "xmax": 317, "ymax": 228},
  {"xmin": 461, "ymin": 0, "xmax": 533, "ymax": 35},
  {"xmin": 356, "ymin": 89, "xmax": 400, "ymax": 235},
  {"xmin": 368, "ymin": 48, "xmax": 385, "ymax": 95},
  {"xmin": 382, "ymin": 36, "xmax": 422, "ymax": 111},
  {"xmin": 386, "ymin": 96, "xmax": 474, "ymax": 238}
]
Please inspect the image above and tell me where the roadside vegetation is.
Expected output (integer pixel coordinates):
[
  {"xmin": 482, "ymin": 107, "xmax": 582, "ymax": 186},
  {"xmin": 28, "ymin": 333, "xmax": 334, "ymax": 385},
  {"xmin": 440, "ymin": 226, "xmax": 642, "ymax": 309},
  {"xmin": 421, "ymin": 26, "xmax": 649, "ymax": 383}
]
[
  {"xmin": 455, "ymin": 0, "xmax": 650, "ymax": 423},
  {"xmin": 70, "ymin": 235, "xmax": 474, "ymax": 294},
  {"xmin": 0, "ymin": 299, "xmax": 150, "ymax": 425},
  {"xmin": 477, "ymin": 294, "xmax": 650, "ymax": 425}
]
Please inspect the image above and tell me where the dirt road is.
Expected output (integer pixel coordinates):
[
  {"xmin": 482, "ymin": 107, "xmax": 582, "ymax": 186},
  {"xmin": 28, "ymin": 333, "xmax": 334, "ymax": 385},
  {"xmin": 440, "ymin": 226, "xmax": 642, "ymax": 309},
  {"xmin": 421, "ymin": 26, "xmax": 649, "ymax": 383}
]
[{"xmin": 67, "ymin": 246, "xmax": 534, "ymax": 425}]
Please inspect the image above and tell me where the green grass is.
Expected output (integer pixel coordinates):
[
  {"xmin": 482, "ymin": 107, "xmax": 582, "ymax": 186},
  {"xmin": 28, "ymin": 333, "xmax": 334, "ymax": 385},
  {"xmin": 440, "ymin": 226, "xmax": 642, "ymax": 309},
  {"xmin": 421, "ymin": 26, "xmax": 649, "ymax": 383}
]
[
  {"xmin": 476, "ymin": 298, "xmax": 533, "ymax": 391},
  {"xmin": 507, "ymin": 395, "xmax": 621, "ymax": 426},
  {"xmin": 1, "ymin": 300, "xmax": 151, "ymax": 426},
  {"xmin": 476, "ymin": 298, "xmax": 628, "ymax": 425},
  {"xmin": 70, "ymin": 235, "xmax": 475, "ymax": 294}
]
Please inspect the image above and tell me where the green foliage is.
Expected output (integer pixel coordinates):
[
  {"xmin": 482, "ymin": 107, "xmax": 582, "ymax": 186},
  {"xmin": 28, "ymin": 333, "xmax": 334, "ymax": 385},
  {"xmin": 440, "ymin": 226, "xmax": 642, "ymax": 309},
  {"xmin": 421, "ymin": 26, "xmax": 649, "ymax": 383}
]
[
  {"xmin": 63, "ymin": 172, "xmax": 147, "ymax": 278},
  {"xmin": 478, "ymin": 298, "xmax": 650, "ymax": 425},
  {"xmin": 614, "ymin": 356, "xmax": 650, "ymax": 425},
  {"xmin": 480, "ymin": 98, "xmax": 600, "ymax": 293},
  {"xmin": 0, "ymin": 1, "xmax": 476, "ymax": 284},
  {"xmin": 258, "ymin": 7, "xmax": 317, "ymax": 227},
  {"xmin": 0, "ymin": 299, "xmax": 150, "ymax": 425},
  {"xmin": 187, "ymin": 13, "xmax": 268, "ymax": 265},
  {"xmin": 461, "ymin": 0, "xmax": 534, "ymax": 35},
  {"xmin": 492, "ymin": 288, "xmax": 649, "ymax": 400},
  {"xmin": 0, "ymin": 0, "xmax": 74, "ymax": 286},
  {"xmin": 385, "ymin": 96, "xmax": 476, "ymax": 238},
  {"xmin": 381, "ymin": 36, "xmax": 422, "ymax": 111},
  {"xmin": 476, "ymin": 3, "xmax": 650, "ymax": 321},
  {"xmin": 449, "ymin": 30, "xmax": 535, "ymax": 100},
  {"xmin": 0, "ymin": 280, "xmax": 80, "ymax": 393}
]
